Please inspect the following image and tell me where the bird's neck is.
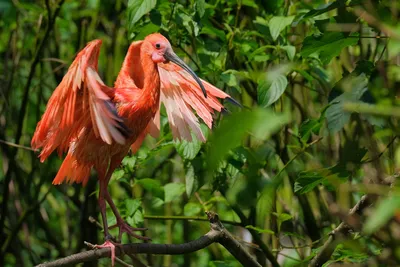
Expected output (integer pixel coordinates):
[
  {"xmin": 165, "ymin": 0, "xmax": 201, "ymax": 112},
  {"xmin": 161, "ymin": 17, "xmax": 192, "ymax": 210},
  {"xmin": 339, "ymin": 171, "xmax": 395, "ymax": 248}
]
[{"xmin": 139, "ymin": 53, "xmax": 160, "ymax": 113}]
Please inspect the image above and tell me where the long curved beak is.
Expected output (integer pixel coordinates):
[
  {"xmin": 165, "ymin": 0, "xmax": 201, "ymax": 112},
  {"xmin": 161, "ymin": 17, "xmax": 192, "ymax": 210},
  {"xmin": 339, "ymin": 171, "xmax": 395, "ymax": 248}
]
[{"xmin": 164, "ymin": 50, "xmax": 207, "ymax": 98}]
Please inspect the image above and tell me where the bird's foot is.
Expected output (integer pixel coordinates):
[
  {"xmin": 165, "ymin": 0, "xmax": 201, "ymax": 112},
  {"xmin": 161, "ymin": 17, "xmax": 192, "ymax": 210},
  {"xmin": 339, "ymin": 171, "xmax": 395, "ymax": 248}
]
[
  {"xmin": 93, "ymin": 239, "xmax": 123, "ymax": 267},
  {"xmin": 109, "ymin": 220, "xmax": 151, "ymax": 241}
]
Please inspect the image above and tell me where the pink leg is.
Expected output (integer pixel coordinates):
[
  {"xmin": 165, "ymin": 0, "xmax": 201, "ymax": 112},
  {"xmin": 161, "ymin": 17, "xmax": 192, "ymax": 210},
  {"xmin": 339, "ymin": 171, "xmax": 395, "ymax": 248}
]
[
  {"xmin": 95, "ymin": 178, "xmax": 118, "ymax": 266},
  {"xmin": 94, "ymin": 240, "xmax": 117, "ymax": 267},
  {"xmin": 104, "ymin": 190, "xmax": 150, "ymax": 241},
  {"xmin": 104, "ymin": 155, "xmax": 150, "ymax": 242}
]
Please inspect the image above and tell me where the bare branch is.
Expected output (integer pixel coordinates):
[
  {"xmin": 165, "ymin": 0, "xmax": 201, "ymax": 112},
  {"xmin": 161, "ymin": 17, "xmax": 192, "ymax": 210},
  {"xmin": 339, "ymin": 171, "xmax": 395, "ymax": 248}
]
[
  {"xmin": 310, "ymin": 195, "xmax": 371, "ymax": 267},
  {"xmin": 36, "ymin": 212, "xmax": 262, "ymax": 267}
]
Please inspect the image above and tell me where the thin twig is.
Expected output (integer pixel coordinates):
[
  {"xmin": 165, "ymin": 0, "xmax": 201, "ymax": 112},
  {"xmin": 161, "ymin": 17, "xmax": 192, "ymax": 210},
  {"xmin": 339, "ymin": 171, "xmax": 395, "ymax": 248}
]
[
  {"xmin": 143, "ymin": 214, "xmax": 242, "ymax": 227},
  {"xmin": 0, "ymin": 139, "xmax": 38, "ymax": 152},
  {"xmin": 362, "ymin": 136, "xmax": 397, "ymax": 163}
]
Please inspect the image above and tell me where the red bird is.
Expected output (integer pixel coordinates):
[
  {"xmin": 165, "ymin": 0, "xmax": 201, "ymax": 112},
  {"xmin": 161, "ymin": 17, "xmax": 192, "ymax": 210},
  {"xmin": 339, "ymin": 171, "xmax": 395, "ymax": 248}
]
[{"xmin": 32, "ymin": 33, "xmax": 232, "ymax": 264}]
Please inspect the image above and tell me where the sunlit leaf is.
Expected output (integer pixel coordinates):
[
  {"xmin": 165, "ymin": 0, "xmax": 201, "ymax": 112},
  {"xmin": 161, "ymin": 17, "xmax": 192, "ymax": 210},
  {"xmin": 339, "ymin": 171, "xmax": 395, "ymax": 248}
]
[
  {"xmin": 269, "ymin": 16, "xmax": 294, "ymax": 41},
  {"xmin": 184, "ymin": 202, "xmax": 202, "ymax": 216},
  {"xmin": 174, "ymin": 134, "xmax": 202, "ymax": 160},
  {"xmin": 207, "ymin": 109, "xmax": 290, "ymax": 172},
  {"xmin": 258, "ymin": 75, "xmax": 288, "ymax": 107},
  {"xmin": 127, "ymin": 0, "xmax": 157, "ymax": 33},
  {"xmin": 195, "ymin": 0, "xmax": 205, "ymax": 18},
  {"xmin": 134, "ymin": 22, "xmax": 160, "ymax": 40},
  {"xmin": 281, "ymin": 45, "xmax": 296, "ymax": 60},
  {"xmin": 111, "ymin": 169, "xmax": 125, "ymax": 180},
  {"xmin": 221, "ymin": 72, "xmax": 238, "ymax": 87},
  {"xmin": 125, "ymin": 199, "xmax": 141, "ymax": 217},
  {"xmin": 122, "ymin": 156, "xmax": 136, "ymax": 172},
  {"xmin": 164, "ymin": 183, "xmax": 186, "ymax": 203}
]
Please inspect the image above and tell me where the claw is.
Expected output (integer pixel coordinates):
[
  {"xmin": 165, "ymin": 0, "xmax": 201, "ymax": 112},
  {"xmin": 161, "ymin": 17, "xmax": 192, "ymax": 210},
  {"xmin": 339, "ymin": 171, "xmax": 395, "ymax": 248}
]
[
  {"xmin": 109, "ymin": 220, "xmax": 151, "ymax": 242},
  {"xmin": 94, "ymin": 240, "xmax": 121, "ymax": 267}
]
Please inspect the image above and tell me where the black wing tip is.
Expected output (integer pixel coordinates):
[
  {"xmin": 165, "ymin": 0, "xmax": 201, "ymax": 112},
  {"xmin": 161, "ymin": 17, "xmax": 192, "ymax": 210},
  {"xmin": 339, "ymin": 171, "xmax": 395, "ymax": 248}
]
[
  {"xmin": 117, "ymin": 120, "xmax": 132, "ymax": 138},
  {"xmin": 227, "ymin": 97, "xmax": 242, "ymax": 108},
  {"xmin": 103, "ymin": 99, "xmax": 132, "ymax": 138},
  {"xmin": 221, "ymin": 107, "xmax": 230, "ymax": 115}
]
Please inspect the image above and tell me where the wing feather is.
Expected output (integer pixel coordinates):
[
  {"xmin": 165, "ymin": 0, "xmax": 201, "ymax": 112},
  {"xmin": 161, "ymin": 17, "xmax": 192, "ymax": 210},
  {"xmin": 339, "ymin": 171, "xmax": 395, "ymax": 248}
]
[
  {"xmin": 32, "ymin": 39, "xmax": 128, "ymax": 162},
  {"xmin": 156, "ymin": 62, "xmax": 231, "ymax": 142}
]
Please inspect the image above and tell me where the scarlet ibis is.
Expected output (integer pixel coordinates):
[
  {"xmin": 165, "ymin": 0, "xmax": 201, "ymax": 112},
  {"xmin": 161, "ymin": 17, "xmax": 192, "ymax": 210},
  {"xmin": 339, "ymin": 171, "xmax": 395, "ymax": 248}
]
[{"xmin": 32, "ymin": 33, "xmax": 233, "ymax": 265}]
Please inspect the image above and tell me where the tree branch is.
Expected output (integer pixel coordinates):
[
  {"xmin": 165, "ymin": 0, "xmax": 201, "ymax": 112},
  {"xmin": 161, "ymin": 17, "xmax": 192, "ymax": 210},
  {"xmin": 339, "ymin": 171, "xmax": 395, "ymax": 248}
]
[
  {"xmin": 310, "ymin": 195, "xmax": 371, "ymax": 267},
  {"xmin": 36, "ymin": 212, "xmax": 262, "ymax": 267}
]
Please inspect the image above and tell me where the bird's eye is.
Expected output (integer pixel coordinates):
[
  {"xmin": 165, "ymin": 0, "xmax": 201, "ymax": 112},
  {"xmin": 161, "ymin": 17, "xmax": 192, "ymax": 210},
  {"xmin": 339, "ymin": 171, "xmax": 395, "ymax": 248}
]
[{"xmin": 155, "ymin": 43, "xmax": 161, "ymax": 49}]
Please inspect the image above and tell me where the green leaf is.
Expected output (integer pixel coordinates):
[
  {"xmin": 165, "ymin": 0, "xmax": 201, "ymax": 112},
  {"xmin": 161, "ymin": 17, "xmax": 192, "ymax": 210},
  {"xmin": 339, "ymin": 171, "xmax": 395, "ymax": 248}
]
[
  {"xmin": 125, "ymin": 199, "xmax": 141, "ymax": 216},
  {"xmin": 281, "ymin": 45, "xmax": 296, "ymax": 60},
  {"xmin": 128, "ymin": 209, "xmax": 144, "ymax": 226},
  {"xmin": 300, "ymin": 2, "xmax": 343, "ymax": 20},
  {"xmin": 122, "ymin": 156, "xmax": 136, "ymax": 172},
  {"xmin": 177, "ymin": 12, "xmax": 200, "ymax": 36},
  {"xmin": 282, "ymin": 231, "xmax": 307, "ymax": 240},
  {"xmin": 127, "ymin": 0, "xmax": 157, "ymax": 32},
  {"xmin": 326, "ymin": 74, "xmax": 368, "ymax": 133},
  {"xmin": 295, "ymin": 166, "xmax": 349, "ymax": 194},
  {"xmin": 299, "ymin": 119, "xmax": 319, "ymax": 141},
  {"xmin": 134, "ymin": 22, "xmax": 160, "ymax": 40},
  {"xmin": 185, "ymin": 161, "xmax": 197, "ymax": 197},
  {"xmin": 299, "ymin": 112, "xmax": 325, "ymax": 143},
  {"xmin": 221, "ymin": 71, "xmax": 238, "ymax": 87},
  {"xmin": 245, "ymin": 225, "xmax": 275, "ymax": 234},
  {"xmin": 300, "ymin": 32, "xmax": 358, "ymax": 65},
  {"xmin": 256, "ymin": 183, "xmax": 276, "ymax": 227},
  {"xmin": 135, "ymin": 178, "xmax": 165, "ymax": 199},
  {"xmin": 111, "ymin": 169, "xmax": 125, "ymax": 180},
  {"xmin": 195, "ymin": 0, "xmax": 205, "ymax": 18},
  {"xmin": 273, "ymin": 212, "xmax": 292, "ymax": 231},
  {"xmin": 200, "ymin": 25, "xmax": 226, "ymax": 41},
  {"xmin": 184, "ymin": 202, "xmax": 202, "ymax": 216},
  {"xmin": 241, "ymin": 0, "xmax": 258, "ymax": 8},
  {"xmin": 294, "ymin": 171, "xmax": 325, "ymax": 194},
  {"xmin": 174, "ymin": 135, "xmax": 202, "ymax": 160},
  {"xmin": 209, "ymin": 261, "xmax": 237, "ymax": 267},
  {"xmin": 258, "ymin": 75, "xmax": 288, "ymax": 107},
  {"xmin": 164, "ymin": 183, "xmax": 186, "ymax": 203},
  {"xmin": 253, "ymin": 54, "xmax": 271, "ymax": 62},
  {"xmin": 207, "ymin": 109, "xmax": 290, "ymax": 172},
  {"xmin": 364, "ymin": 196, "xmax": 400, "ymax": 234},
  {"xmin": 269, "ymin": 16, "xmax": 294, "ymax": 41}
]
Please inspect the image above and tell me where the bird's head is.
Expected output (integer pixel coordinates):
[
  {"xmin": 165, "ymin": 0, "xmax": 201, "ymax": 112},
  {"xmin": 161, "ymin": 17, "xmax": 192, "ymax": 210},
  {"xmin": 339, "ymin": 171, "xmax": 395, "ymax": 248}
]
[{"xmin": 144, "ymin": 33, "xmax": 207, "ymax": 98}]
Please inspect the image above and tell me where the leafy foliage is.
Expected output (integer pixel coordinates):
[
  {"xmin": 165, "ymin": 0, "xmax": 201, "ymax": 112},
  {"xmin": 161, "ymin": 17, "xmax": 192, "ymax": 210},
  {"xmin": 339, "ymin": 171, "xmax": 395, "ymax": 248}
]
[{"xmin": 1, "ymin": 0, "xmax": 400, "ymax": 266}]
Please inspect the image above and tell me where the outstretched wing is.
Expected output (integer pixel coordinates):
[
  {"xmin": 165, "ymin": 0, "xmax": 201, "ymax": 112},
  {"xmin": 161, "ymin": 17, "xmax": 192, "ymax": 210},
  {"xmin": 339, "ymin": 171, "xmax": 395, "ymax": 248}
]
[
  {"xmin": 32, "ymin": 39, "xmax": 129, "ymax": 162},
  {"xmin": 155, "ymin": 63, "xmax": 231, "ymax": 142}
]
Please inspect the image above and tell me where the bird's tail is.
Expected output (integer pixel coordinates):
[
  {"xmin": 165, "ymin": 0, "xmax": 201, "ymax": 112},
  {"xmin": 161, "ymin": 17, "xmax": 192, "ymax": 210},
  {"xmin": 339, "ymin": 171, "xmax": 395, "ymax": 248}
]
[{"xmin": 53, "ymin": 153, "xmax": 91, "ymax": 186}]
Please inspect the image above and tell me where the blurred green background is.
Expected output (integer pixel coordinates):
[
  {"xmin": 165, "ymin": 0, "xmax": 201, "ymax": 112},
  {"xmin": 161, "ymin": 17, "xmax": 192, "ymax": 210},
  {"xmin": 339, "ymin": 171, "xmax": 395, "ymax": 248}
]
[{"xmin": 1, "ymin": 0, "xmax": 400, "ymax": 266}]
